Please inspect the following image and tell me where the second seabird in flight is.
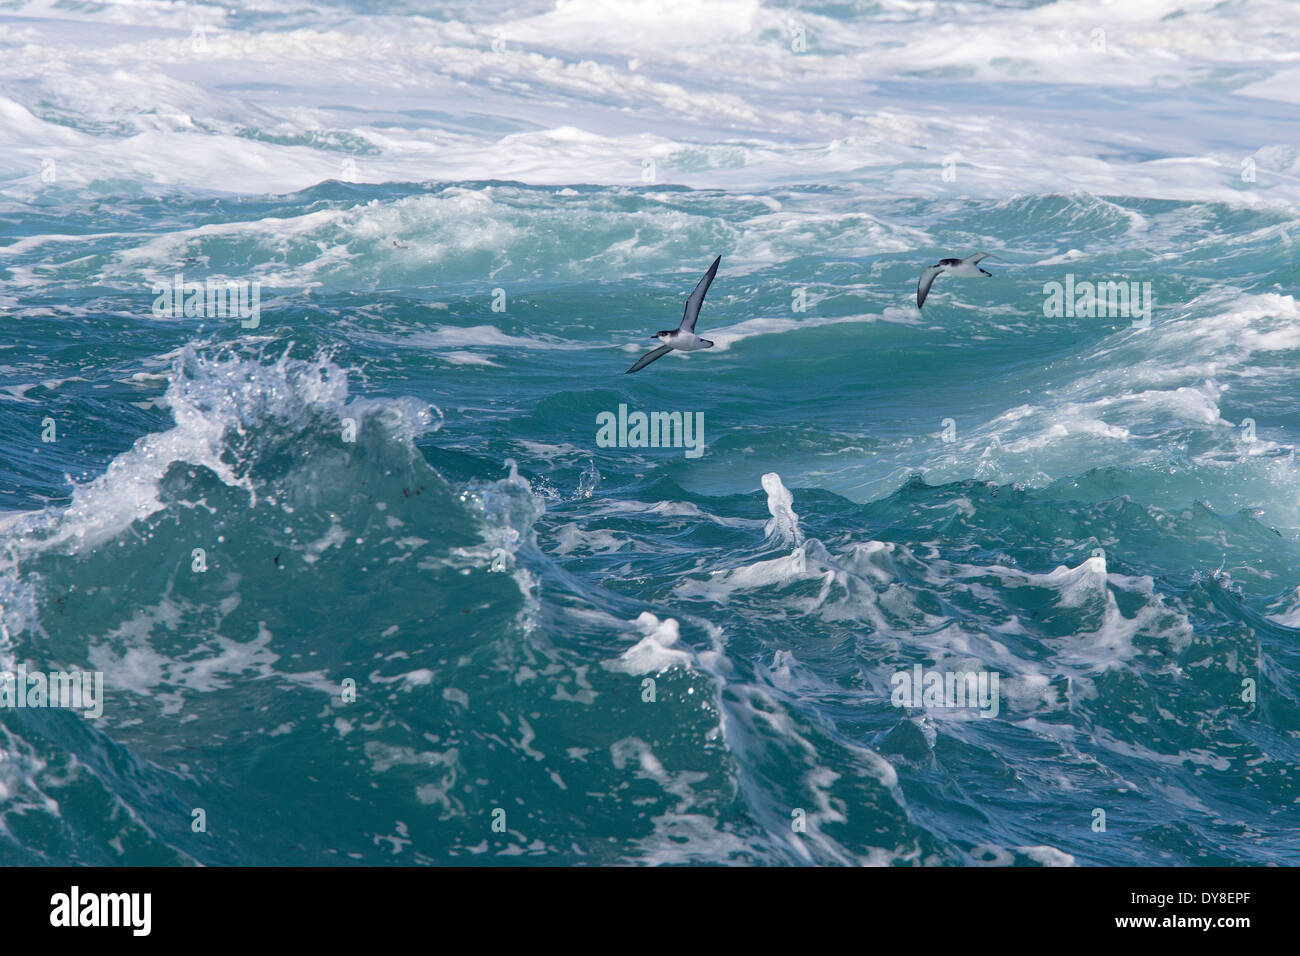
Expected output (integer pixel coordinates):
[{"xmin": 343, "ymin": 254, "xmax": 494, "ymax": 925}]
[
  {"xmin": 626, "ymin": 255, "xmax": 721, "ymax": 374},
  {"xmin": 916, "ymin": 252, "xmax": 1001, "ymax": 308}
]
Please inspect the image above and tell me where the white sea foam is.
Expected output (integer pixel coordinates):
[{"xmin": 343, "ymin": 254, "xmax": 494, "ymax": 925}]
[
  {"xmin": 606, "ymin": 611, "xmax": 694, "ymax": 674},
  {"xmin": 1, "ymin": 344, "xmax": 439, "ymax": 554},
  {"xmin": 3, "ymin": 0, "xmax": 1299, "ymax": 202}
]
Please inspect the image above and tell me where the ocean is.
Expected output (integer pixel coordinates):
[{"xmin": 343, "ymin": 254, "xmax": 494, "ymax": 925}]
[{"xmin": 1, "ymin": 0, "xmax": 1298, "ymax": 866}]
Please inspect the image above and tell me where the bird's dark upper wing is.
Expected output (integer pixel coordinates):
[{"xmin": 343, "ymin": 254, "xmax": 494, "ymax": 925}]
[
  {"xmin": 916, "ymin": 265, "xmax": 943, "ymax": 308},
  {"xmin": 626, "ymin": 344, "xmax": 674, "ymax": 374},
  {"xmin": 679, "ymin": 256, "xmax": 721, "ymax": 332}
]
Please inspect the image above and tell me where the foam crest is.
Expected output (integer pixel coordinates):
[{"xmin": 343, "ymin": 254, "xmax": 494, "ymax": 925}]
[
  {"xmin": 761, "ymin": 472, "xmax": 801, "ymax": 545},
  {"xmin": 8, "ymin": 344, "xmax": 440, "ymax": 553}
]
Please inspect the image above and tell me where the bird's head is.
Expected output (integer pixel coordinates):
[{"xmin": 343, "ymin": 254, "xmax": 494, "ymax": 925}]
[{"xmin": 654, "ymin": 330, "xmax": 674, "ymax": 340}]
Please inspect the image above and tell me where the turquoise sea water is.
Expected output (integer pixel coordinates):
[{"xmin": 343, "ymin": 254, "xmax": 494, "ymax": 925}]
[{"xmin": 1, "ymin": 0, "xmax": 1299, "ymax": 865}]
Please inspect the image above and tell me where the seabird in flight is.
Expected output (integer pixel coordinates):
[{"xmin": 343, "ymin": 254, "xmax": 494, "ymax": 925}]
[
  {"xmin": 626, "ymin": 255, "xmax": 721, "ymax": 374},
  {"xmin": 916, "ymin": 252, "xmax": 1001, "ymax": 308}
]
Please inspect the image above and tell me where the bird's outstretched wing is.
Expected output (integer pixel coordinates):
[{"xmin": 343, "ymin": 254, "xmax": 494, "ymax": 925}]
[
  {"xmin": 964, "ymin": 252, "xmax": 1003, "ymax": 265},
  {"xmin": 679, "ymin": 256, "xmax": 721, "ymax": 332},
  {"xmin": 916, "ymin": 265, "xmax": 943, "ymax": 308},
  {"xmin": 626, "ymin": 344, "xmax": 673, "ymax": 374}
]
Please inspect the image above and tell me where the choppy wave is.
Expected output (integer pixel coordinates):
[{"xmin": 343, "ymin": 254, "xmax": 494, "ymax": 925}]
[{"xmin": 1, "ymin": 0, "xmax": 1298, "ymax": 865}]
